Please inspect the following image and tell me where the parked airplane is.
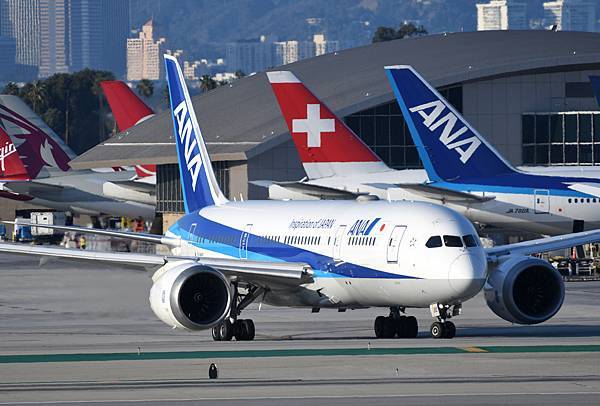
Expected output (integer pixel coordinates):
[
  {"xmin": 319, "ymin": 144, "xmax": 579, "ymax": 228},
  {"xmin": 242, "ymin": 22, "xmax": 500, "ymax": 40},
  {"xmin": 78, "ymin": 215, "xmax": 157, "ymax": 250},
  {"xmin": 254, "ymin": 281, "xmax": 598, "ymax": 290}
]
[
  {"xmin": 262, "ymin": 70, "xmax": 600, "ymax": 235},
  {"xmin": 2, "ymin": 56, "xmax": 600, "ymax": 341},
  {"xmin": 0, "ymin": 95, "xmax": 155, "ymax": 219}
]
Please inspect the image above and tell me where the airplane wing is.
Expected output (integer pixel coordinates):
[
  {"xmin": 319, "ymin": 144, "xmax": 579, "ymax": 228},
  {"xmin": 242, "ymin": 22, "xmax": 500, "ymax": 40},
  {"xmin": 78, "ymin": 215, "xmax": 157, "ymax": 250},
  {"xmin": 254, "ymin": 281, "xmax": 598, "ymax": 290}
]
[
  {"xmin": 110, "ymin": 180, "xmax": 156, "ymax": 195},
  {"xmin": 4, "ymin": 221, "xmax": 180, "ymax": 247},
  {"xmin": 0, "ymin": 242, "xmax": 312, "ymax": 285},
  {"xmin": 486, "ymin": 229, "xmax": 600, "ymax": 258},
  {"xmin": 1, "ymin": 181, "xmax": 63, "ymax": 197},
  {"xmin": 366, "ymin": 183, "xmax": 495, "ymax": 203}
]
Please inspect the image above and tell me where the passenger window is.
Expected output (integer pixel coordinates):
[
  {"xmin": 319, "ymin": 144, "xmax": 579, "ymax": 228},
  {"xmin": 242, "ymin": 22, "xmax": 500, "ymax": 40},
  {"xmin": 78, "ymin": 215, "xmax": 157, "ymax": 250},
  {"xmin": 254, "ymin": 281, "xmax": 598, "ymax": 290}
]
[
  {"xmin": 462, "ymin": 234, "xmax": 478, "ymax": 247},
  {"xmin": 425, "ymin": 236, "xmax": 443, "ymax": 248},
  {"xmin": 443, "ymin": 235, "xmax": 463, "ymax": 247}
]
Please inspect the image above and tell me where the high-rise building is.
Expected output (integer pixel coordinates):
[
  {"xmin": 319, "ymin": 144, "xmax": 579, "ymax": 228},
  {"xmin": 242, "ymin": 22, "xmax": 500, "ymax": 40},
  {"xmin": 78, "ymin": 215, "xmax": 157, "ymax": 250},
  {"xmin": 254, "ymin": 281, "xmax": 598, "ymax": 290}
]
[
  {"xmin": 274, "ymin": 40, "xmax": 299, "ymax": 65},
  {"xmin": 0, "ymin": 35, "xmax": 16, "ymax": 80},
  {"xmin": 99, "ymin": 0, "xmax": 129, "ymax": 76},
  {"xmin": 38, "ymin": 0, "xmax": 69, "ymax": 78},
  {"xmin": 312, "ymin": 34, "xmax": 340, "ymax": 56},
  {"xmin": 476, "ymin": 0, "xmax": 527, "ymax": 31},
  {"xmin": 225, "ymin": 35, "xmax": 274, "ymax": 75},
  {"xmin": 126, "ymin": 19, "xmax": 165, "ymax": 81},
  {"xmin": 0, "ymin": 0, "xmax": 40, "ymax": 80},
  {"xmin": 543, "ymin": 0, "xmax": 597, "ymax": 32}
]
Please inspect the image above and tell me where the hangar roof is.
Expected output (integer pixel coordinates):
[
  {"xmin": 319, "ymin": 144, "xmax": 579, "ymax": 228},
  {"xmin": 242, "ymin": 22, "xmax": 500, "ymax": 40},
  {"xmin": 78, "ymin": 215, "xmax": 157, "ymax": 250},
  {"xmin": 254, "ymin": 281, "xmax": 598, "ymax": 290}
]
[{"xmin": 71, "ymin": 30, "xmax": 600, "ymax": 169}]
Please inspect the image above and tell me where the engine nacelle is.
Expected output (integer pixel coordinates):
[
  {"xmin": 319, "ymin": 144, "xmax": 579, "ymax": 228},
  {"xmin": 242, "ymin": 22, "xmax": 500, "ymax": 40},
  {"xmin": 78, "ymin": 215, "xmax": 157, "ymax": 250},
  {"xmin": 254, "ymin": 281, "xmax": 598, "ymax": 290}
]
[
  {"xmin": 484, "ymin": 255, "xmax": 564, "ymax": 325},
  {"xmin": 149, "ymin": 261, "xmax": 232, "ymax": 331}
]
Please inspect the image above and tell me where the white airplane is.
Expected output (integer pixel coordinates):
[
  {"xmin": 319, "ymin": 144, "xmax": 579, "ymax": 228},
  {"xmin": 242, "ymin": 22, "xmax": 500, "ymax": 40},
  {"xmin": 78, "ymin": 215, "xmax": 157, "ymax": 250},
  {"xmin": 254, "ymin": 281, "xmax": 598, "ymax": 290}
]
[
  {"xmin": 2, "ymin": 56, "xmax": 599, "ymax": 341},
  {"xmin": 261, "ymin": 69, "xmax": 600, "ymax": 236},
  {"xmin": 0, "ymin": 95, "xmax": 155, "ymax": 219}
]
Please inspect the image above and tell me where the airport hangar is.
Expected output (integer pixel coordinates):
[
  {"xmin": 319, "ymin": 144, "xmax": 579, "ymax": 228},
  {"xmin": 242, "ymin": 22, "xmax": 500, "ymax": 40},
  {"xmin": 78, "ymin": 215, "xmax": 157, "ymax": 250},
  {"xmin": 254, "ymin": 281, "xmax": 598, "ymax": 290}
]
[{"xmin": 70, "ymin": 30, "xmax": 600, "ymax": 231}]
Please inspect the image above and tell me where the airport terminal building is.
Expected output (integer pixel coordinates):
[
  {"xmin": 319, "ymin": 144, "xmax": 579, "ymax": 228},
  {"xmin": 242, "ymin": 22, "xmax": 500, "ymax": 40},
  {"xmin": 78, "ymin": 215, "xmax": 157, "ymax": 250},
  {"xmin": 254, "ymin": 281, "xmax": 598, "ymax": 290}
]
[{"xmin": 70, "ymin": 30, "xmax": 600, "ymax": 227}]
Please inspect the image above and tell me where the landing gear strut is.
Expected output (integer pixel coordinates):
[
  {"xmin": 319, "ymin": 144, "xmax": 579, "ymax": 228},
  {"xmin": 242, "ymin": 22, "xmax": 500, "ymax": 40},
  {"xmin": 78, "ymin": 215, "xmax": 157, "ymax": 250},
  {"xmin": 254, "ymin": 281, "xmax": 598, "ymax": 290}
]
[
  {"xmin": 374, "ymin": 306, "xmax": 418, "ymax": 338},
  {"xmin": 212, "ymin": 283, "xmax": 263, "ymax": 341},
  {"xmin": 429, "ymin": 303, "xmax": 460, "ymax": 339}
]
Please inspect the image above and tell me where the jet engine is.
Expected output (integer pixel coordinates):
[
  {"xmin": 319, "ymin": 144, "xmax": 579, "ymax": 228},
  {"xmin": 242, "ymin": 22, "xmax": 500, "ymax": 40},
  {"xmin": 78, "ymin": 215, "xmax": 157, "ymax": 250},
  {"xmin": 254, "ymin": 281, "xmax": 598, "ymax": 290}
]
[
  {"xmin": 484, "ymin": 255, "xmax": 564, "ymax": 325},
  {"xmin": 149, "ymin": 261, "xmax": 232, "ymax": 330}
]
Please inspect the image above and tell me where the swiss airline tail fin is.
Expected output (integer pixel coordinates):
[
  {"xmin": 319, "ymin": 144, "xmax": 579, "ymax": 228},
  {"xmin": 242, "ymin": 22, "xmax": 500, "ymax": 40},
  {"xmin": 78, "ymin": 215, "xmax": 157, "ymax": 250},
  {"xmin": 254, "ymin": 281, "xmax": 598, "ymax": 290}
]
[
  {"xmin": 100, "ymin": 81, "xmax": 157, "ymax": 178},
  {"xmin": 267, "ymin": 71, "xmax": 390, "ymax": 179},
  {"xmin": 164, "ymin": 55, "xmax": 228, "ymax": 213},
  {"xmin": 385, "ymin": 65, "xmax": 516, "ymax": 183},
  {"xmin": 0, "ymin": 126, "xmax": 29, "ymax": 181}
]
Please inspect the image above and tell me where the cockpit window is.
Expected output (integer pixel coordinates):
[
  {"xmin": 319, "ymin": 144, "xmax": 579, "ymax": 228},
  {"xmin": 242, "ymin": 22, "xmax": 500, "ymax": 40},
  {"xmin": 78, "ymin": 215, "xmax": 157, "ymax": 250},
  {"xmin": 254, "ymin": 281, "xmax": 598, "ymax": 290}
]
[
  {"xmin": 462, "ymin": 234, "xmax": 478, "ymax": 247},
  {"xmin": 425, "ymin": 236, "xmax": 443, "ymax": 248},
  {"xmin": 443, "ymin": 235, "xmax": 464, "ymax": 247}
]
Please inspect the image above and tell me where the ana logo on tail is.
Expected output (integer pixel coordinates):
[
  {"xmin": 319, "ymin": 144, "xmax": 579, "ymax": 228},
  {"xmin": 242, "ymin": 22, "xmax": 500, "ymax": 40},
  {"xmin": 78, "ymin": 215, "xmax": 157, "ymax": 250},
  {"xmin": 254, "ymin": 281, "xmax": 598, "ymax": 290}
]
[
  {"xmin": 173, "ymin": 100, "xmax": 202, "ymax": 191},
  {"xmin": 409, "ymin": 100, "xmax": 481, "ymax": 164}
]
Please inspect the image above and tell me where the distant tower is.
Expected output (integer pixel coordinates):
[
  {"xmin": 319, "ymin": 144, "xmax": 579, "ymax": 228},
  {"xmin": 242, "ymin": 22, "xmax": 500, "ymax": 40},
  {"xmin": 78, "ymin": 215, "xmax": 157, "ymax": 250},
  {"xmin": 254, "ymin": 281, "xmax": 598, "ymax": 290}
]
[
  {"xmin": 476, "ymin": 0, "xmax": 527, "ymax": 31},
  {"xmin": 38, "ymin": 0, "xmax": 69, "ymax": 78},
  {"xmin": 543, "ymin": 0, "xmax": 596, "ymax": 32},
  {"xmin": 127, "ymin": 19, "xmax": 165, "ymax": 81},
  {"xmin": 0, "ymin": 0, "xmax": 40, "ymax": 80}
]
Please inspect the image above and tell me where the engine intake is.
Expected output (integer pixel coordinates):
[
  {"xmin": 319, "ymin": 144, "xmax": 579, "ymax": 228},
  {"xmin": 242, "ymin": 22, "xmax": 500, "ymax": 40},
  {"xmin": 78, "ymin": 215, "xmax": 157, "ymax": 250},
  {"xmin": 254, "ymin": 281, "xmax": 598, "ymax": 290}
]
[
  {"xmin": 484, "ymin": 256, "xmax": 564, "ymax": 325},
  {"xmin": 150, "ymin": 262, "xmax": 232, "ymax": 331}
]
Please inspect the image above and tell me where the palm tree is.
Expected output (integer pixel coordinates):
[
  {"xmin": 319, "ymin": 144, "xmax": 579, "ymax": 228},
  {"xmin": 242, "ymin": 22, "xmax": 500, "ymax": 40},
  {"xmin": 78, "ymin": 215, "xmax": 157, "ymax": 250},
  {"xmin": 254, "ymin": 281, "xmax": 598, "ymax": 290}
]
[
  {"xmin": 199, "ymin": 75, "xmax": 217, "ymax": 93},
  {"xmin": 27, "ymin": 81, "xmax": 47, "ymax": 114},
  {"xmin": 2, "ymin": 82, "xmax": 19, "ymax": 95},
  {"xmin": 136, "ymin": 79, "xmax": 154, "ymax": 98}
]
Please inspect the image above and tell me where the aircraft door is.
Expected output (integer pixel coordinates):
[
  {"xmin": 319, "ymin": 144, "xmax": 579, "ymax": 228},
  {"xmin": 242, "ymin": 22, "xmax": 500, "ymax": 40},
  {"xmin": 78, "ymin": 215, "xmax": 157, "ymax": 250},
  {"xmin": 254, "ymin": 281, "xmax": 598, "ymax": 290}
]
[
  {"xmin": 239, "ymin": 224, "xmax": 252, "ymax": 259},
  {"xmin": 386, "ymin": 226, "xmax": 406, "ymax": 263},
  {"xmin": 534, "ymin": 189, "xmax": 550, "ymax": 214},
  {"xmin": 333, "ymin": 225, "xmax": 346, "ymax": 261},
  {"xmin": 188, "ymin": 223, "xmax": 197, "ymax": 242}
]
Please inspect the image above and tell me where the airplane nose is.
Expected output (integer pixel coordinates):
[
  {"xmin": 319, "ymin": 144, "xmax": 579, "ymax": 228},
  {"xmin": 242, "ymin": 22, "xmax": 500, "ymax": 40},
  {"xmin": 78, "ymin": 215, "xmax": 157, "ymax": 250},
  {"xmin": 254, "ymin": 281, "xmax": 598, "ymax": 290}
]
[{"xmin": 448, "ymin": 253, "xmax": 486, "ymax": 298}]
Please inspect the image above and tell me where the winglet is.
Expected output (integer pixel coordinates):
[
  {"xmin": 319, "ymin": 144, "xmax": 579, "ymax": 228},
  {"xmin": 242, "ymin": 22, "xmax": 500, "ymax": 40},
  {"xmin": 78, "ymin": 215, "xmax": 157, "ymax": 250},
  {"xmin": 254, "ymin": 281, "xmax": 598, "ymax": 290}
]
[{"xmin": 164, "ymin": 55, "xmax": 228, "ymax": 213}]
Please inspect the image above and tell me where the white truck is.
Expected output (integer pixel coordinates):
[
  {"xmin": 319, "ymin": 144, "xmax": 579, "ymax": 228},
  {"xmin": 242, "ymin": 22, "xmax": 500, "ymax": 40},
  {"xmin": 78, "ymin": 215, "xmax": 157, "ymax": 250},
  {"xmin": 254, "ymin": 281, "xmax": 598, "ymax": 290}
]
[{"xmin": 30, "ymin": 211, "xmax": 67, "ymax": 243}]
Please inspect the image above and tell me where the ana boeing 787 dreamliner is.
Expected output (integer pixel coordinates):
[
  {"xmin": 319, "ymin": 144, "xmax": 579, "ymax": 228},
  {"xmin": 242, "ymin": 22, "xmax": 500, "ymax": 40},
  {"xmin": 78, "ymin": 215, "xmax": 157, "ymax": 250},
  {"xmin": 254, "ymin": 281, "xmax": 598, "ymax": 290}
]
[{"xmin": 2, "ymin": 56, "xmax": 600, "ymax": 340}]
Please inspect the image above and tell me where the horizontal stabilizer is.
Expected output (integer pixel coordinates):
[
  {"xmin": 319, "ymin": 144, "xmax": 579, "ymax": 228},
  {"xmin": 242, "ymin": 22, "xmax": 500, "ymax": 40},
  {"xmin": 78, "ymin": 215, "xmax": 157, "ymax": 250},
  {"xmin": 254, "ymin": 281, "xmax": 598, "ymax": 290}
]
[
  {"xmin": 251, "ymin": 180, "xmax": 362, "ymax": 200},
  {"xmin": 566, "ymin": 183, "xmax": 600, "ymax": 198},
  {"xmin": 366, "ymin": 182, "xmax": 495, "ymax": 203},
  {"xmin": 487, "ymin": 229, "xmax": 600, "ymax": 258}
]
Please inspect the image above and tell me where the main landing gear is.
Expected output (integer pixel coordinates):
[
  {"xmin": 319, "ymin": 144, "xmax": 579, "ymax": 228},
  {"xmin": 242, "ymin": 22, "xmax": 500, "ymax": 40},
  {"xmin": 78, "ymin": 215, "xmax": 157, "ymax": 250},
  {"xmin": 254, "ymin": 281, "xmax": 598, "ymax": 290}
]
[
  {"xmin": 374, "ymin": 306, "xmax": 418, "ymax": 338},
  {"xmin": 429, "ymin": 303, "xmax": 460, "ymax": 339},
  {"xmin": 212, "ymin": 283, "xmax": 263, "ymax": 341}
]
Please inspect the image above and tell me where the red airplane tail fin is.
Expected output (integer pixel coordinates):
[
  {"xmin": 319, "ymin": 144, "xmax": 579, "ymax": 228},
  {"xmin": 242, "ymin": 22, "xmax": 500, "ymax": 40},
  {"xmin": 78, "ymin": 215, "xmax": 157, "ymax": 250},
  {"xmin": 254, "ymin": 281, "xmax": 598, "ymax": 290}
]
[
  {"xmin": 100, "ymin": 81, "xmax": 154, "ymax": 132},
  {"xmin": 0, "ymin": 127, "xmax": 29, "ymax": 181}
]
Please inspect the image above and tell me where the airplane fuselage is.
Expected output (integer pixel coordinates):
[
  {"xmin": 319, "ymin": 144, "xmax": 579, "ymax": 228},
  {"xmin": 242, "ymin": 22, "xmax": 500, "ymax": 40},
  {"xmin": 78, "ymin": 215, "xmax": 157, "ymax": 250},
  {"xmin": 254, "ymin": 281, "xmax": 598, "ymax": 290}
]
[{"xmin": 165, "ymin": 200, "xmax": 488, "ymax": 309}]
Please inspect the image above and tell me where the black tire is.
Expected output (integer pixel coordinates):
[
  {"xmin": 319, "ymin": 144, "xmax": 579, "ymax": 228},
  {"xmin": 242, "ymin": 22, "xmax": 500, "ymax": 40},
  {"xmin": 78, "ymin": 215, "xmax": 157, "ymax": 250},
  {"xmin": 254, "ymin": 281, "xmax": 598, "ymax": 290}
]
[
  {"xmin": 211, "ymin": 325, "xmax": 222, "ymax": 341},
  {"xmin": 383, "ymin": 317, "xmax": 396, "ymax": 338},
  {"xmin": 219, "ymin": 320, "xmax": 233, "ymax": 341},
  {"xmin": 234, "ymin": 319, "xmax": 248, "ymax": 341},
  {"xmin": 443, "ymin": 321, "xmax": 456, "ymax": 339},
  {"xmin": 374, "ymin": 316, "xmax": 386, "ymax": 338},
  {"xmin": 405, "ymin": 316, "xmax": 418, "ymax": 338},
  {"xmin": 430, "ymin": 321, "xmax": 444, "ymax": 339},
  {"xmin": 395, "ymin": 316, "xmax": 407, "ymax": 338},
  {"xmin": 244, "ymin": 319, "xmax": 255, "ymax": 341}
]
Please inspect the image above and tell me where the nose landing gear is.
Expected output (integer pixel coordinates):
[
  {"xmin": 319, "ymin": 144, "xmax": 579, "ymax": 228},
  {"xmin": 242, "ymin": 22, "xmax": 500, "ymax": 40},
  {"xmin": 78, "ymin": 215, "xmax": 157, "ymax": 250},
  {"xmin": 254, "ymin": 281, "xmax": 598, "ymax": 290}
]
[
  {"xmin": 374, "ymin": 306, "xmax": 418, "ymax": 338},
  {"xmin": 429, "ymin": 303, "xmax": 460, "ymax": 339}
]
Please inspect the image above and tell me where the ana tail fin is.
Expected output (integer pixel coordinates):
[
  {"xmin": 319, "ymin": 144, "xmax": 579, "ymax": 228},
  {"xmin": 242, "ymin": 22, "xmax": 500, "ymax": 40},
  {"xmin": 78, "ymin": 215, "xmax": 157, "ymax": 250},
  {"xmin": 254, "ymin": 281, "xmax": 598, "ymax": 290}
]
[
  {"xmin": 164, "ymin": 54, "xmax": 228, "ymax": 213},
  {"xmin": 385, "ymin": 65, "xmax": 516, "ymax": 183},
  {"xmin": 267, "ymin": 71, "xmax": 389, "ymax": 179}
]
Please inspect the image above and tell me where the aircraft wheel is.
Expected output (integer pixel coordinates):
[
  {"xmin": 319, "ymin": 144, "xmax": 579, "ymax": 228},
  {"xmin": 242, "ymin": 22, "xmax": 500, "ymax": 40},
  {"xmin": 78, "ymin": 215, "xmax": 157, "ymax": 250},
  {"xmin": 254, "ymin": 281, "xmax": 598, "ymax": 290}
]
[
  {"xmin": 395, "ymin": 316, "xmax": 407, "ymax": 338},
  {"xmin": 405, "ymin": 316, "xmax": 418, "ymax": 338},
  {"xmin": 443, "ymin": 321, "xmax": 456, "ymax": 339},
  {"xmin": 383, "ymin": 317, "xmax": 396, "ymax": 338},
  {"xmin": 430, "ymin": 321, "xmax": 444, "ymax": 339},
  {"xmin": 211, "ymin": 325, "xmax": 222, "ymax": 341},
  {"xmin": 219, "ymin": 320, "xmax": 234, "ymax": 341},
  {"xmin": 374, "ymin": 316, "xmax": 386, "ymax": 338},
  {"xmin": 244, "ymin": 319, "xmax": 256, "ymax": 341}
]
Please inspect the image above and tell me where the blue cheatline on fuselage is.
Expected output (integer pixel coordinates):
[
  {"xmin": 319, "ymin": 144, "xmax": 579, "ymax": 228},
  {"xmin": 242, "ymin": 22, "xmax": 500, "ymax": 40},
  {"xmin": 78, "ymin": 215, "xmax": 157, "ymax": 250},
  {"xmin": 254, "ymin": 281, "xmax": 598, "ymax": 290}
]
[{"xmin": 169, "ymin": 213, "xmax": 418, "ymax": 280}]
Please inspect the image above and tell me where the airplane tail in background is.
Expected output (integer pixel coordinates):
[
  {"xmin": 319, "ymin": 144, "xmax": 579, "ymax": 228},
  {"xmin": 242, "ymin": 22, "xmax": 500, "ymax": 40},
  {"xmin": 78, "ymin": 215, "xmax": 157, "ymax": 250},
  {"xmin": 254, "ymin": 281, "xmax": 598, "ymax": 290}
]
[
  {"xmin": 385, "ymin": 66, "xmax": 517, "ymax": 183},
  {"xmin": 267, "ymin": 71, "xmax": 390, "ymax": 179},
  {"xmin": 591, "ymin": 76, "xmax": 600, "ymax": 108},
  {"xmin": 0, "ymin": 95, "xmax": 73, "ymax": 179},
  {"xmin": 164, "ymin": 54, "xmax": 228, "ymax": 213},
  {"xmin": 100, "ymin": 80, "xmax": 157, "ymax": 178},
  {"xmin": 0, "ymin": 126, "xmax": 29, "ymax": 181}
]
